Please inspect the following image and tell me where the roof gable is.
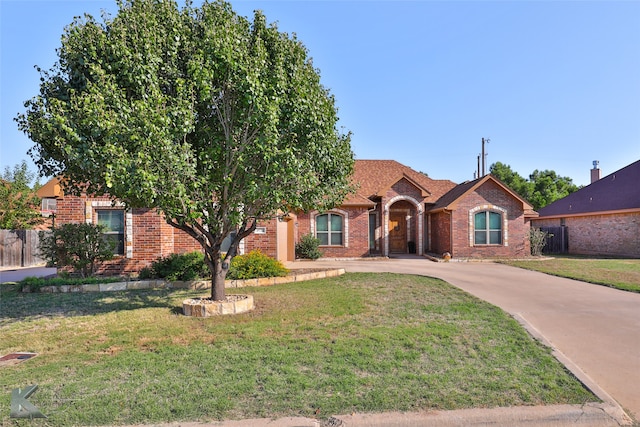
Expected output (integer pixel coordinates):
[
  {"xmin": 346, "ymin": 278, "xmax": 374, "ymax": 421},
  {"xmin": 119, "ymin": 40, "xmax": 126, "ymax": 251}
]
[
  {"xmin": 537, "ymin": 159, "xmax": 640, "ymax": 217},
  {"xmin": 428, "ymin": 174, "xmax": 536, "ymax": 215},
  {"xmin": 350, "ymin": 160, "xmax": 456, "ymax": 203},
  {"xmin": 36, "ymin": 177, "xmax": 63, "ymax": 199}
]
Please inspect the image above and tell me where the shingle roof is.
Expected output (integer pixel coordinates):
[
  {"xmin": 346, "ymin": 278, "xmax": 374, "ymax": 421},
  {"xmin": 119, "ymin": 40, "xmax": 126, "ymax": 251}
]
[
  {"xmin": 537, "ymin": 159, "xmax": 640, "ymax": 217},
  {"xmin": 341, "ymin": 160, "xmax": 457, "ymax": 206},
  {"xmin": 427, "ymin": 174, "xmax": 536, "ymax": 216}
]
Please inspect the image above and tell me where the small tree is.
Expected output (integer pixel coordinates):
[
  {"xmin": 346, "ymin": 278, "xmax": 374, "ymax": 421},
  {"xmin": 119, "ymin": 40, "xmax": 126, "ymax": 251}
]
[
  {"xmin": 295, "ymin": 233, "xmax": 323, "ymax": 260},
  {"xmin": 528, "ymin": 227, "xmax": 552, "ymax": 257},
  {"xmin": 39, "ymin": 223, "xmax": 115, "ymax": 277},
  {"xmin": 0, "ymin": 161, "xmax": 43, "ymax": 230},
  {"xmin": 18, "ymin": 0, "xmax": 354, "ymax": 301}
]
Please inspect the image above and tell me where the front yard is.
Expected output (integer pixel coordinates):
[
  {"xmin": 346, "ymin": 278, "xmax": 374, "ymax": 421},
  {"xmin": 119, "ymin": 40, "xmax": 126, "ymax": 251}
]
[
  {"xmin": 500, "ymin": 256, "xmax": 640, "ymax": 293},
  {"xmin": 1, "ymin": 273, "xmax": 595, "ymax": 426}
]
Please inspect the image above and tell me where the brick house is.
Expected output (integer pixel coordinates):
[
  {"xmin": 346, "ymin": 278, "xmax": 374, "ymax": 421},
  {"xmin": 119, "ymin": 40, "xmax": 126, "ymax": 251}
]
[
  {"xmin": 532, "ymin": 160, "xmax": 640, "ymax": 258},
  {"xmin": 41, "ymin": 159, "xmax": 537, "ymax": 274},
  {"xmin": 304, "ymin": 160, "xmax": 537, "ymax": 259}
]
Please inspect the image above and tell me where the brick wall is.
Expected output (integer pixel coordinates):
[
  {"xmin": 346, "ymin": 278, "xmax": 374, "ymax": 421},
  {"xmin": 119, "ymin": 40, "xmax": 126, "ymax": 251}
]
[
  {"xmin": 297, "ymin": 206, "xmax": 371, "ymax": 258},
  {"xmin": 243, "ymin": 218, "xmax": 278, "ymax": 258},
  {"xmin": 55, "ymin": 193, "xmax": 203, "ymax": 275},
  {"xmin": 428, "ymin": 211, "xmax": 451, "ymax": 255},
  {"xmin": 533, "ymin": 212, "xmax": 640, "ymax": 257},
  {"xmin": 449, "ymin": 180, "xmax": 530, "ymax": 258}
]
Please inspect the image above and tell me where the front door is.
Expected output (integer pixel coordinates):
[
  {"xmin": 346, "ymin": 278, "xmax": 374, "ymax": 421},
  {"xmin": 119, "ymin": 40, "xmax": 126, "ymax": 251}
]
[{"xmin": 389, "ymin": 211, "xmax": 407, "ymax": 253}]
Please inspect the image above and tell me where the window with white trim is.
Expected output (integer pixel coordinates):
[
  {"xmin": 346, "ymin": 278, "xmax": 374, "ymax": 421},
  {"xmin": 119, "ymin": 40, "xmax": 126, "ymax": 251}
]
[
  {"xmin": 316, "ymin": 213, "xmax": 343, "ymax": 246},
  {"xmin": 97, "ymin": 210, "xmax": 125, "ymax": 255},
  {"xmin": 474, "ymin": 211, "xmax": 502, "ymax": 245}
]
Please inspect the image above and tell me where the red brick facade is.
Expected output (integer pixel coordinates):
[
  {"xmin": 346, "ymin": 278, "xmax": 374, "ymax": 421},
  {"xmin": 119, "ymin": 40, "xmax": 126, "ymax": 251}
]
[
  {"xmin": 48, "ymin": 160, "xmax": 537, "ymax": 273},
  {"xmin": 54, "ymin": 193, "xmax": 201, "ymax": 275},
  {"xmin": 297, "ymin": 206, "xmax": 371, "ymax": 258},
  {"xmin": 446, "ymin": 180, "xmax": 531, "ymax": 258}
]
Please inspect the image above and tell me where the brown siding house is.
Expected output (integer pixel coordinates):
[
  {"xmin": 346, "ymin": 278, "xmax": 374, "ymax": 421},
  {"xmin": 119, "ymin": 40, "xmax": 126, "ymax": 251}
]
[{"xmin": 532, "ymin": 160, "xmax": 640, "ymax": 258}]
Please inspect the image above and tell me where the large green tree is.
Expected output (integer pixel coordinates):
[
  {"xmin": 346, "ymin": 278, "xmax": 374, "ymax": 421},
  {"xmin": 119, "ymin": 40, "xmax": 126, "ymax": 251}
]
[
  {"xmin": 489, "ymin": 162, "xmax": 580, "ymax": 210},
  {"xmin": 17, "ymin": 0, "xmax": 354, "ymax": 300},
  {"xmin": 0, "ymin": 161, "xmax": 43, "ymax": 229}
]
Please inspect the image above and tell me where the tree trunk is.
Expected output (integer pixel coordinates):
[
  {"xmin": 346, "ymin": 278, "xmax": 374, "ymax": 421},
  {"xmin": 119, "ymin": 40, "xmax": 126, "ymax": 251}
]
[{"xmin": 211, "ymin": 256, "xmax": 227, "ymax": 301}]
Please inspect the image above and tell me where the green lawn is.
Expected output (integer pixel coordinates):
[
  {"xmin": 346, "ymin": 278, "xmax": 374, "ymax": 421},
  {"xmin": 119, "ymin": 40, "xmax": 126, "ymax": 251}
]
[
  {"xmin": 500, "ymin": 256, "xmax": 640, "ymax": 293},
  {"xmin": 1, "ymin": 273, "xmax": 595, "ymax": 426}
]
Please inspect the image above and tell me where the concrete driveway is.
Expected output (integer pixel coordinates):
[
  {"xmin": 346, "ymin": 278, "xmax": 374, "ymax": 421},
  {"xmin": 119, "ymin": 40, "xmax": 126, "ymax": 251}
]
[
  {"xmin": 287, "ymin": 257, "xmax": 640, "ymax": 423},
  {"xmin": 0, "ymin": 266, "xmax": 57, "ymax": 283}
]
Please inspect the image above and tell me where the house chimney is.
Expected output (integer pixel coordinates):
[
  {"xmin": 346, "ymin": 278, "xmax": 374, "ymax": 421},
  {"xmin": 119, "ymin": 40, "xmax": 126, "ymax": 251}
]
[{"xmin": 591, "ymin": 160, "xmax": 601, "ymax": 183}]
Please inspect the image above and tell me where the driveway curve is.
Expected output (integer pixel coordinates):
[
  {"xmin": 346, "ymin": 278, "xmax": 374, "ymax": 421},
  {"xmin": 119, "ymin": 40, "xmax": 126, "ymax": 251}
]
[{"xmin": 287, "ymin": 258, "xmax": 640, "ymax": 422}]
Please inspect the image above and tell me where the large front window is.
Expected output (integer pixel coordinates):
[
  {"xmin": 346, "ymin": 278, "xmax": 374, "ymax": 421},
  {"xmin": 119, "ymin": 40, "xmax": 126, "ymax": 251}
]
[
  {"xmin": 316, "ymin": 213, "xmax": 343, "ymax": 246},
  {"xmin": 474, "ymin": 211, "xmax": 502, "ymax": 245},
  {"xmin": 97, "ymin": 210, "xmax": 125, "ymax": 255}
]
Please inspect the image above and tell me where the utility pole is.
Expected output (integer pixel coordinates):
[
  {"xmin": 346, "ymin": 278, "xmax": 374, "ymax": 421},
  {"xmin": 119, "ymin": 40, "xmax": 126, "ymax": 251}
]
[
  {"xmin": 481, "ymin": 138, "xmax": 490, "ymax": 176},
  {"xmin": 477, "ymin": 154, "xmax": 481, "ymax": 179}
]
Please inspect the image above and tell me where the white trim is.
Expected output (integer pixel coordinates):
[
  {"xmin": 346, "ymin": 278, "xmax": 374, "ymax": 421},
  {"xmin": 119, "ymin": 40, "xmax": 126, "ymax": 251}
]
[
  {"xmin": 310, "ymin": 209, "xmax": 349, "ymax": 247},
  {"xmin": 469, "ymin": 205, "xmax": 508, "ymax": 247},
  {"xmin": 384, "ymin": 195, "xmax": 424, "ymax": 256}
]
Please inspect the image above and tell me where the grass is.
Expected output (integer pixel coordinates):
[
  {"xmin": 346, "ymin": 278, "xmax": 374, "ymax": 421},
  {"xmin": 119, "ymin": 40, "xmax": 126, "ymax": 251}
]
[
  {"xmin": 0, "ymin": 273, "xmax": 595, "ymax": 426},
  {"xmin": 500, "ymin": 256, "xmax": 640, "ymax": 293}
]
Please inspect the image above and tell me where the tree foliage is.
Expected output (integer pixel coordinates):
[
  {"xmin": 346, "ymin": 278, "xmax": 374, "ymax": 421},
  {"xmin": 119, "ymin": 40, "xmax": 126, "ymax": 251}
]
[
  {"xmin": 489, "ymin": 162, "xmax": 580, "ymax": 210},
  {"xmin": 0, "ymin": 161, "xmax": 43, "ymax": 229},
  {"xmin": 17, "ymin": 0, "xmax": 354, "ymax": 300},
  {"xmin": 39, "ymin": 223, "xmax": 115, "ymax": 277}
]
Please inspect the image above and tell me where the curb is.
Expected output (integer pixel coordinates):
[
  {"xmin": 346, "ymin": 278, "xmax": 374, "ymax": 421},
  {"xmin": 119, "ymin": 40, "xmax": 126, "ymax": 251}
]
[{"xmin": 512, "ymin": 313, "xmax": 633, "ymax": 426}]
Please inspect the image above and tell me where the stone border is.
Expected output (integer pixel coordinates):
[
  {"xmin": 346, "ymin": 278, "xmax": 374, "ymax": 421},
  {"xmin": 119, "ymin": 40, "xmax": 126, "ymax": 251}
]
[
  {"xmin": 36, "ymin": 269, "xmax": 345, "ymax": 293},
  {"xmin": 183, "ymin": 295, "xmax": 255, "ymax": 317}
]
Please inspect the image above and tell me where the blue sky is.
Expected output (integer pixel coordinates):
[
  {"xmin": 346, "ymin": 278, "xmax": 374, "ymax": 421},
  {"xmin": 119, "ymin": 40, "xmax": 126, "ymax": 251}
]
[{"xmin": 1, "ymin": 1, "xmax": 639, "ymax": 187}]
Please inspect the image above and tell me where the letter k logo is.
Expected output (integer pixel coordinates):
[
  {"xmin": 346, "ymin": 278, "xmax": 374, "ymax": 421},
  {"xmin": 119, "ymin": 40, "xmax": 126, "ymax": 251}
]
[{"xmin": 10, "ymin": 385, "xmax": 46, "ymax": 419}]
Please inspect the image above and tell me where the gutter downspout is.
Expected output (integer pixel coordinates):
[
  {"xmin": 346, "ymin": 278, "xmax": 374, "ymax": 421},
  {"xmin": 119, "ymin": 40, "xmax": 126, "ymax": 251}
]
[{"xmin": 448, "ymin": 209, "xmax": 454, "ymax": 257}]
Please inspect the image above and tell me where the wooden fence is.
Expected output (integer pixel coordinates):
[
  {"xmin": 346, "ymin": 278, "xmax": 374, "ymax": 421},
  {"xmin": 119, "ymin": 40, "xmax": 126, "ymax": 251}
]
[
  {"xmin": 540, "ymin": 226, "xmax": 569, "ymax": 254},
  {"xmin": 0, "ymin": 230, "xmax": 47, "ymax": 267}
]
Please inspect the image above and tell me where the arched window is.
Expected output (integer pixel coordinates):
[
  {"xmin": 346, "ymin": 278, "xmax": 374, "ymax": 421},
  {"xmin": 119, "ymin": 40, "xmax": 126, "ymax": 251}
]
[
  {"xmin": 474, "ymin": 211, "xmax": 502, "ymax": 245},
  {"xmin": 316, "ymin": 213, "xmax": 343, "ymax": 246}
]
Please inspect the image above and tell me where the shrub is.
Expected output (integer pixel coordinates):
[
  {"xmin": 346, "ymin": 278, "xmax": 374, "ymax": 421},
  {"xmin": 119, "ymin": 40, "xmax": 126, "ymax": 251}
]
[
  {"xmin": 148, "ymin": 251, "xmax": 209, "ymax": 281},
  {"xmin": 529, "ymin": 227, "xmax": 552, "ymax": 256},
  {"xmin": 295, "ymin": 233, "xmax": 323, "ymax": 260},
  {"xmin": 38, "ymin": 223, "xmax": 115, "ymax": 277},
  {"xmin": 227, "ymin": 250, "xmax": 289, "ymax": 280}
]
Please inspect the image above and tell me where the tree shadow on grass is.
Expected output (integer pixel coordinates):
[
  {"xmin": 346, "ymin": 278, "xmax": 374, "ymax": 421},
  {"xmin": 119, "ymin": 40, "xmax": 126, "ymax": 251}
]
[{"xmin": 0, "ymin": 286, "xmax": 200, "ymax": 326}]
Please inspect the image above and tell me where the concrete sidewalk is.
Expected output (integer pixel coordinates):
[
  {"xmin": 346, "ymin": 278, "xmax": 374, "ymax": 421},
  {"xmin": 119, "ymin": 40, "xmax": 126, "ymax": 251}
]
[
  {"xmin": 0, "ymin": 265, "xmax": 56, "ymax": 283},
  {"xmin": 125, "ymin": 403, "xmax": 623, "ymax": 426}
]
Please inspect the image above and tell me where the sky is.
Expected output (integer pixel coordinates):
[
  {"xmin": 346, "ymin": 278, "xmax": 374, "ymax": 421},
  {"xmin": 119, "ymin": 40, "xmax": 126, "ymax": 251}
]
[{"xmin": 1, "ymin": 1, "xmax": 639, "ymax": 187}]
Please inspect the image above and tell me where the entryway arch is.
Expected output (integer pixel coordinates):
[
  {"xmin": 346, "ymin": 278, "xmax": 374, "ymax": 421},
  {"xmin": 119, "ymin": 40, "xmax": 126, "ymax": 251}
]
[{"xmin": 383, "ymin": 196, "xmax": 424, "ymax": 257}]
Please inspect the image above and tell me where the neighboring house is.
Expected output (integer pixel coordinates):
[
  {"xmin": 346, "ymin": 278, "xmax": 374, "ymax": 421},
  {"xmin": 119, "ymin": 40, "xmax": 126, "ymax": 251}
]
[
  {"xmin": 532, "ymin": 160, "xmax": 640, "ymax": 258},
  {"xmin": 44, "ymin": 159, "xmax": 537, "ymax": 275}
]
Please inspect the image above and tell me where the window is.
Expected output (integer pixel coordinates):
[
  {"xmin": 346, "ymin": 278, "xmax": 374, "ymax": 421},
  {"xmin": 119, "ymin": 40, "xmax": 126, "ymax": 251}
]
[
  {"xmin": 316, "ymin": 213, "xmax": 343, "ymax": 246},
  {"xmin": 41, "ymin": 198, "xmax": 57, "ymax": 212},
  {"xmin": 97, "ymin": 210, "xmax": 125, "ymax": 255},
  {"xmin": 474, "ymin": 211, "xmax": 502, "ymax": 245},
  {"xmin": 369, "ymin": 213, "xmax": 377, "ymax": 250}
]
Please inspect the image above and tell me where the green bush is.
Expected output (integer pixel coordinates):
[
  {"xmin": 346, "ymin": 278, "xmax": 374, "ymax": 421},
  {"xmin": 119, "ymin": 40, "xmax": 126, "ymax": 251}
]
[
  {"xmin": 38, "ymin": 223, "xmax": 115, "ymax": 277},
  {"xmin": 295, "ymin": 233, "xmax": 323, "ymax": 260},
  {"xmin": 147, "ymin": 251, "xmax": 209, "ymax": 281},
  {"xmin": 227, "ymin": 250, "xmax": 289, "ymax": 280}
]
